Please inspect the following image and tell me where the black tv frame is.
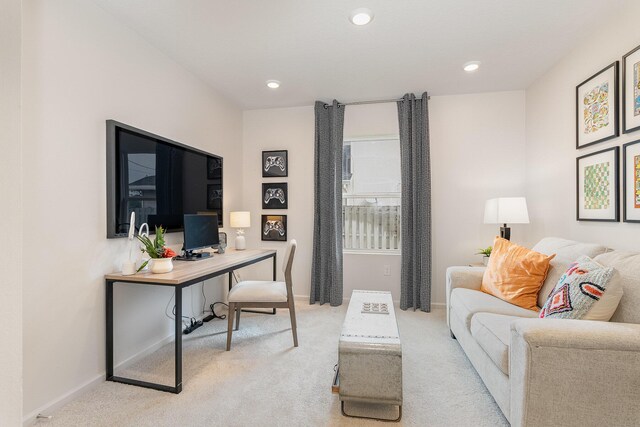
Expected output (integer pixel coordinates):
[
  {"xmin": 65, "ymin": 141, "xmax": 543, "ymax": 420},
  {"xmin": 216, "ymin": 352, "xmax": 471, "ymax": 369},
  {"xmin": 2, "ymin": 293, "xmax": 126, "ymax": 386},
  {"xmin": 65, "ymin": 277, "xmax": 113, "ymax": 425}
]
[{"xmin": 106, "ymin": 120, "xmax": 223, "ymax": 238}]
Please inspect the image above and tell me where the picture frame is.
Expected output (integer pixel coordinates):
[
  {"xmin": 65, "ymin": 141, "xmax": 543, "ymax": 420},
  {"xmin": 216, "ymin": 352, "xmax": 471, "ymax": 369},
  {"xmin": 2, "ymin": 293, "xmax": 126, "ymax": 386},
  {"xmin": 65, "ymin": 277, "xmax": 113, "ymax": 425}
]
[
  {"xmin": 576, "ymin": 147, "xmax": 619, "ymax": 222},
  {"xmin": 576, "ymin": 62, "xmax": 619, "ymax": 149},
  {"xmin": 261, "ymin": 215, "xmax": 287, "ymax": 241},
  {"xmin": 262, "ymin": 182, "xmax": 288, "ymax": 209},
  {"xmin": 622, "ymin": 45, "xmax": 640, "ymax": 134},
  {"xmin": 262, "ymin": 150, "xmax": 288, "ymax": 177},
  {"xmin": 217, "ymin": 231, "xmax": 227, "ymax": 253},
  {"xmin": 623, "ymin": 140, "xmax": 640, "ymax": 222}
]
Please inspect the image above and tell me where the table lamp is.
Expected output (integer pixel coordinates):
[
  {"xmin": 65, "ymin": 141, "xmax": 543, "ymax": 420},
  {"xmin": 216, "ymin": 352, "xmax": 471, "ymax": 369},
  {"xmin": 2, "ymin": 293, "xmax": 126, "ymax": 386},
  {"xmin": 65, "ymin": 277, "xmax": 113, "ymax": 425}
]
[
  {"xmin": 484, "ymin": 197, "xmax": 529, "ymax": 241},
  {"xmin": 230, "ymin": 211, "xmax": 250, "ymax": 250}
]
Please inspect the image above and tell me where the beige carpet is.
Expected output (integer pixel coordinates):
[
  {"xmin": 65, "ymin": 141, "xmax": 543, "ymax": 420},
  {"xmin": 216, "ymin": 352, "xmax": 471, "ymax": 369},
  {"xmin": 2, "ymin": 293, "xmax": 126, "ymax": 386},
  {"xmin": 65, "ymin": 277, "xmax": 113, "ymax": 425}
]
[{"xmin": 39, "ymin": 303, "xmax": 507, "ymax": 426}]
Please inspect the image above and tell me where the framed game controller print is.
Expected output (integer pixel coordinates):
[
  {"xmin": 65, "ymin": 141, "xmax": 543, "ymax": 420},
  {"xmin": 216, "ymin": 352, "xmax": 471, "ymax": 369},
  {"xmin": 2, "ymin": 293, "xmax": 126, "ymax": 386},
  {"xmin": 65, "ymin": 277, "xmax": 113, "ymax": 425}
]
[
  {"xmin": 261, "ymin": 215, "xmax": 287, "ymax": 241},
  {"xmin": 262, "ymin": 182, "xmax": 288, "ymax": 209},
  {"xmin": 262, "ymin": 150, "xmax": 288, "ymax": 177}
]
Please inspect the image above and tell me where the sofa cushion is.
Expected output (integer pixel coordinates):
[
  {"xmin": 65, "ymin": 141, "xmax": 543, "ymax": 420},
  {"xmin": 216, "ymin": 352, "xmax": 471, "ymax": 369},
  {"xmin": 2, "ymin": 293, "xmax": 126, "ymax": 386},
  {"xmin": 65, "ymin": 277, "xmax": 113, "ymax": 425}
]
[
  {"xmin": 532, "ymin": 237, "xmax": 609, "ymax": 307},
  {"xmin": 471, "ymin": 313, "xmax": 518, "ymax": 375},
  {"xmin": 593, "ymin": 251, "xmax": 640, "ymax": 324},
  {"xmin": 450, "ymin": 288, "xmax": 539, "ymax": 332}
]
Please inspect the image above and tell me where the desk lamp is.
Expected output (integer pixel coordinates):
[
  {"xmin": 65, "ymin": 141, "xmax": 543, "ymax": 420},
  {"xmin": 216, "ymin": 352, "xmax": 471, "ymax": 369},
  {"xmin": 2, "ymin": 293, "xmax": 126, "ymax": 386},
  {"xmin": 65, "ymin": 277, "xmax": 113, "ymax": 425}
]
[
  {"xmin": 484, "ymin": 197, "xmax": 529, "ymax": 241},
  {"xmin": 230, "ymin": 211, "xmax": 250, "ymax": 250}
]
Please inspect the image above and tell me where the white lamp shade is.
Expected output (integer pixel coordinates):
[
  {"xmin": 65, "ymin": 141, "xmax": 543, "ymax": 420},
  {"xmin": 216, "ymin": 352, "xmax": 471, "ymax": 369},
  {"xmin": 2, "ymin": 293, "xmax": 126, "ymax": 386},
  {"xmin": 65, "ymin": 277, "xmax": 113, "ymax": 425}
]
[
  {"xmin": 230, "ymin": 211, "xmax": 251, "ymax": 228},
  {"xmin": 484, "ymin": 197, "xmax": 530, "ymax": 224}
]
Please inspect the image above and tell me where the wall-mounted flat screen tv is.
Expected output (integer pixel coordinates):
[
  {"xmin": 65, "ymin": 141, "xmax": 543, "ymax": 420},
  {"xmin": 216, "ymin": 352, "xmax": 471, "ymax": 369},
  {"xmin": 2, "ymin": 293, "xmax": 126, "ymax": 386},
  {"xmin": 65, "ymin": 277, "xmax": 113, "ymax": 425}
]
[{"xmin": 106, "ymin": 120, "xmax": 223, "ymax": 238}]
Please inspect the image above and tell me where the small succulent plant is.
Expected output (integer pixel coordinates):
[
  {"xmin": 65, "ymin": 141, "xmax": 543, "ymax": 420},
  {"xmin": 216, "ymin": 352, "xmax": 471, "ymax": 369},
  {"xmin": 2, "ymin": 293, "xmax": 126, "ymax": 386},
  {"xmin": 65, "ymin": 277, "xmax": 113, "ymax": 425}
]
[{"xmin": 476, "ymin": 246, "xmax": 492, "ymax": 257}]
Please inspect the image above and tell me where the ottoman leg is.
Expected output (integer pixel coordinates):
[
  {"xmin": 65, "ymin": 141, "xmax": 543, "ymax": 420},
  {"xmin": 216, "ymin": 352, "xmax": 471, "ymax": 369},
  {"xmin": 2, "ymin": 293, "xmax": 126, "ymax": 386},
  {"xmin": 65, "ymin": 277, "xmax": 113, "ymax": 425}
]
[{"xmin": 340, "ymin": 401, "xmax": 402, "ymax": 422}]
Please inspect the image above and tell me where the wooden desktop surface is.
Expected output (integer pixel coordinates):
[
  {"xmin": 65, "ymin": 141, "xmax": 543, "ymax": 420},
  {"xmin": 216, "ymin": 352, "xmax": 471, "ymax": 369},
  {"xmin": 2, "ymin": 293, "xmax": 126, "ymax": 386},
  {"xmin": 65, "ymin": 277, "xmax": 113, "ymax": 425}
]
[{"xmin": 105, "ymin": 248, "xmax": 276, "ymax": 285}]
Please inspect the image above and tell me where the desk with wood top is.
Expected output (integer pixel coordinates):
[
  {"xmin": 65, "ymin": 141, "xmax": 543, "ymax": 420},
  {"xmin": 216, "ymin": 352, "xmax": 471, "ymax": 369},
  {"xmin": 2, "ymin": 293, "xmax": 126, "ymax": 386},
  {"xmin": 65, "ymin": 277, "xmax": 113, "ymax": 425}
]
[{"xmin": 105, "ymin": 248, "xmax": 277, "ymax": 394}]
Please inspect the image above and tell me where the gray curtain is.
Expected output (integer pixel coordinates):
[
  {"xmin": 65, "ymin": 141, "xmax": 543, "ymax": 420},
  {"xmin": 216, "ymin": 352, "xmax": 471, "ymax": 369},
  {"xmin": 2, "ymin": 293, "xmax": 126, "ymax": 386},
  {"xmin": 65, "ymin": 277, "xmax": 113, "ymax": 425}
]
[
  {"xmin": 398, "ymin": 93, "xmax": 432, "ymax": 312},
  {"xmin": 311, "ymin": 100, "xmax": 345, "ymax": 306}
]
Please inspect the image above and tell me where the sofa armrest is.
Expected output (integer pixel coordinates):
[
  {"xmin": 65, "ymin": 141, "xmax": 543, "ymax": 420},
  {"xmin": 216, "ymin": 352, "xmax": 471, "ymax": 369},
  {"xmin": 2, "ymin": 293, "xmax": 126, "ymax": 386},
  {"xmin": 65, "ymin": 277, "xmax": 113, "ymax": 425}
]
[
  {"xmin": 445, "ymin": 266, "xmax": 485, "ymax": 328},
  {"xmin": 509, "ymin": 318, "xmax": 640, "ymax": 427}
]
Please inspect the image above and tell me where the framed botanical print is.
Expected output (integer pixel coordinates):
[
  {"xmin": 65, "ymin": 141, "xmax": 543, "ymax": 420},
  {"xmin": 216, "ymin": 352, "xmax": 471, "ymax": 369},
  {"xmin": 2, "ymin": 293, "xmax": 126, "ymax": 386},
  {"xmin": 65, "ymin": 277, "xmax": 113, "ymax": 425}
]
[
  {"xmin": 576, "ymin": 147, "xmax": 619, "ymax": 222},
  {"xmin": 261, "ymin": 215, "xmax": 287, "ymax": 241},
  {"xmin": 262, "ymin": 150, "xmax": 288, "ymax": 177},
  {"xmin": 576, "ymin": 62, "xmax": 619, "ymax": 149},
  {"xmin": 623, "ymin": 140, "xmax": 640, "ymax": 222},
  {"xmin": 622, "ymin": 45, "xmax": 640, "ymax": 134},
  {"xmin": 262, "ymin": 182, "xmax": 288, "ymax": 209}
]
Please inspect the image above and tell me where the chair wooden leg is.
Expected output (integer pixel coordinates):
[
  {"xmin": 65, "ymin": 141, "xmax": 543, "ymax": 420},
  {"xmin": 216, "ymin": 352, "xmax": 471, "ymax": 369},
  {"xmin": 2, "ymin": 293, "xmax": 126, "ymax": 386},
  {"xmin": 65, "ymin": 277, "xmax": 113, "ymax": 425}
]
[
  {"xmin": 235, "ymin": 304, "xmax": 241, "ymax": 331},
  {"xmin": 288, "ymin": 299, "xmax": 298, "ymax": 347},
  {"xmin": 226, "ymin": 303, "xmax": 235, "ymax": 351}
]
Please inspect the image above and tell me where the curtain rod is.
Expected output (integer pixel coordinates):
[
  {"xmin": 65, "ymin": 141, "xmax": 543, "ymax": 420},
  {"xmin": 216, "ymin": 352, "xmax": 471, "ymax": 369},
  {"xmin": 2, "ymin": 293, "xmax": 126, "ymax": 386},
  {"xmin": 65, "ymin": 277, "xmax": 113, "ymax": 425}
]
[{"xmin": 323, "ymin": 96, "xmax": 430, "ymax": 108}]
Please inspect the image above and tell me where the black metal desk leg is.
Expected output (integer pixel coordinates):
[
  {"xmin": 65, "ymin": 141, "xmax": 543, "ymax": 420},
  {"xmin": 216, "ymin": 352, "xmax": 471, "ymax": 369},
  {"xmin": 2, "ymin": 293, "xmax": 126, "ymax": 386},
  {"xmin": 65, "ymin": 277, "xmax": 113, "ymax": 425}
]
[
  {"xmin": 106, "ymin": 280, "xmax": 114, "ymax": 379},
  {"xmin": 272, "ymin": 253, "xmax": 277, "ymax": 314},
  {"xmin": 273, "ymin": 253, "xmax": 277, "ymax": 281},
  {"xmin": 175, "ymin": 286, "xmax": 183, "ymax": 393}
]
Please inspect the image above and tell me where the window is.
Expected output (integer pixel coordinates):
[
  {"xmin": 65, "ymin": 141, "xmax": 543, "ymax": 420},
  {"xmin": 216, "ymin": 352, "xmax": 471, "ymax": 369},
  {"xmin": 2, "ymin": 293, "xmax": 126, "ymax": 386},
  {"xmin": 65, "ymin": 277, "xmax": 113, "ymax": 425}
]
[{"xmin": 342, "ymin": 137, "xmax": 401, "ymax": 252}]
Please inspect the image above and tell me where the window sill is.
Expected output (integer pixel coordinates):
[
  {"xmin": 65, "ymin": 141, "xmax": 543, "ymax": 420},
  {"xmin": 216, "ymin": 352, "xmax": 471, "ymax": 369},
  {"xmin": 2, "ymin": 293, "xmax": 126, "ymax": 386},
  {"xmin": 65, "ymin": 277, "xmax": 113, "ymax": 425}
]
[{"xmin": 343, "ymin": 250, "xmax": 401, "ymax": 256}]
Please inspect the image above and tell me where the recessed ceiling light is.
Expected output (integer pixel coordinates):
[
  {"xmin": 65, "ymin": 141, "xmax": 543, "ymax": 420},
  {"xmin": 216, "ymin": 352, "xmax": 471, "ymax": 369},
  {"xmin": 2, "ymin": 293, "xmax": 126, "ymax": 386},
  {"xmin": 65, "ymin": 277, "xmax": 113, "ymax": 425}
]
[
  {"xmin": 463, "ymin": 61, "xmax": 481, "ymax": 72},
  {"xmin": 266, "ymin": 80, "xmax": 280, "ymax": 89},
  {"xmin": 350, "ymin": 8, "xmax": 374, "ymax": 26}
]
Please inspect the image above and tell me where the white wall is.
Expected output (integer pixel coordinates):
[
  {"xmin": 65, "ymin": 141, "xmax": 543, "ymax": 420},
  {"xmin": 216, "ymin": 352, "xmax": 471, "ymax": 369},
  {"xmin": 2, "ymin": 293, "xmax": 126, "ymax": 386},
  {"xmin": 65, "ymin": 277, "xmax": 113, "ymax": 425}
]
[
  {"xmin": 21, "ymin": 0, "xmax": 243, "ymax": 420},
  {"xmin": 240, "ymin": 106, "xmax": 315, "ymax": 295},
  {"xmin": 0, "ymin": 0, "xmax": 23, "ymax": 424},
  {"xmin": 242, "ymin": 92, "xmax": 527, "ymax": 304},
  {"xmin": 525, "ymin": 1, "xmax": 640, "ymax": 250}
]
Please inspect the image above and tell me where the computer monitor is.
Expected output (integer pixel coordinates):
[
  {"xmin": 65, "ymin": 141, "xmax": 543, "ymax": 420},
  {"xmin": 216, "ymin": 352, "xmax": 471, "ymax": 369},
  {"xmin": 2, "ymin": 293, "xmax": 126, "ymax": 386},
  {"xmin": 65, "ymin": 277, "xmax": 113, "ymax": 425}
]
[{"xmin": 182, "ymin": 214, "xmax": 219, "ymax": 257}]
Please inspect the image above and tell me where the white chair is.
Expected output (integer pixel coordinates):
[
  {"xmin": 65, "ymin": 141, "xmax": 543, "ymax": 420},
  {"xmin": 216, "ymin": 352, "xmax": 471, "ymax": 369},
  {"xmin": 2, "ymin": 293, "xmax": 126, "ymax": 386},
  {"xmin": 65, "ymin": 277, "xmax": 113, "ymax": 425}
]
[{"xmin": 226, "ymin": 240, "xmax": 298, "ymax": 350}]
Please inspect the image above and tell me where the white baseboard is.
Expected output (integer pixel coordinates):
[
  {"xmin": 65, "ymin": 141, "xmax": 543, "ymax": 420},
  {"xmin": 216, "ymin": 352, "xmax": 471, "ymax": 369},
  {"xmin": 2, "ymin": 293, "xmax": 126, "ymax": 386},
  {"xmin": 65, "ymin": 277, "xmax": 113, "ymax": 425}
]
[{"xmin": 22, "ymin": 328, "xmax": 179, "ymax": 426}]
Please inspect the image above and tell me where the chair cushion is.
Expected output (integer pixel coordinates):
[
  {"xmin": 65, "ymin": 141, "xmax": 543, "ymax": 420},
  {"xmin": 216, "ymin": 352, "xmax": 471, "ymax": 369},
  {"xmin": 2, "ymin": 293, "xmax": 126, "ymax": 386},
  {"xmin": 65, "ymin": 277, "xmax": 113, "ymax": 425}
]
[
  {"xmin": 471, "ymin": 313, "xmax": 518, "ymax": 376},
  {"xmin": 450, "ymin": 288, "xmax": 539, "ymax": 332},
  {"xmin": 228, "ymin": 281, "xmax": 288, "ymax": 303}
]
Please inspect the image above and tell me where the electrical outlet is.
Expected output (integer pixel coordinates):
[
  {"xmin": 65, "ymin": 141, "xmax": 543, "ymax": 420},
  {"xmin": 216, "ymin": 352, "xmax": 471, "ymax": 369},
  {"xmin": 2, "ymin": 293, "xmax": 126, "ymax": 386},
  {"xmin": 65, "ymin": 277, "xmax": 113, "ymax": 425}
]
[{"xmin": 383, "ymin": 265, "xmax": 391, "ymax": 276}]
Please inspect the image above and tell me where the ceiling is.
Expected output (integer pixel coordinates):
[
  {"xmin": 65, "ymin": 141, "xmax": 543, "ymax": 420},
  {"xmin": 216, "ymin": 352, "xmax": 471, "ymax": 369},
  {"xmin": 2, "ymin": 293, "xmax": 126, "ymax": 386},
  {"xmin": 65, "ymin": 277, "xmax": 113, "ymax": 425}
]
[{"xmin": 93, "ymin": 0, "xmax": 630, "ymax": 110}]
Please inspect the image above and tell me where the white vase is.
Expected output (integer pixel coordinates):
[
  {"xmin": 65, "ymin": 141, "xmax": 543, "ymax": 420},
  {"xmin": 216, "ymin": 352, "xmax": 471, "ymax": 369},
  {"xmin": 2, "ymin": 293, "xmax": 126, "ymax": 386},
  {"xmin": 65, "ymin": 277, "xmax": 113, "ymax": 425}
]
[
  {"xmin": 150, "ymin": 257, "xmax": 173, "ymax": 274},
  {"xmin": 482, "ymin": 256, "xmax": 490, "ymax": 267}
]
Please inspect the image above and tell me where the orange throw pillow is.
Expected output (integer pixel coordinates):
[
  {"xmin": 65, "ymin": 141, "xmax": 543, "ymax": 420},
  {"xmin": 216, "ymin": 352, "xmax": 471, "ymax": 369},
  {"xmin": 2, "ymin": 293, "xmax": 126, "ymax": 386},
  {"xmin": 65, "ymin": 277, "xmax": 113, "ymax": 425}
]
[{"xmin": 481, "ymin": 237, "xmax": 555, "ymax": 311}]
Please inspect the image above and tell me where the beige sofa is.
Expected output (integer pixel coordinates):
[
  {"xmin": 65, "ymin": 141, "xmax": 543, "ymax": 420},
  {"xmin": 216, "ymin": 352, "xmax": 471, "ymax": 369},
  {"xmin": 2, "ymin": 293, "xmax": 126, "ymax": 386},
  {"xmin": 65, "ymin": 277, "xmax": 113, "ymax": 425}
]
[{"xmin": 446, "ymin": 237, "xmax": 640, "ymax": 427}]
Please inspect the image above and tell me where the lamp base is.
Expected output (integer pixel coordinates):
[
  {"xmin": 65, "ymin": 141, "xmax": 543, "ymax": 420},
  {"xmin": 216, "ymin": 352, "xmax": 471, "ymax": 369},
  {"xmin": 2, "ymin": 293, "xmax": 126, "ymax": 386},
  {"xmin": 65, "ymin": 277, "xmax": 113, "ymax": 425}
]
[
  {"xmin": 500, "ymin": 224, "xmax": 511, "ymax": 241},
  {"xmin": 235, "ymin": 235, "xmax": 246, "ymax": 250}
]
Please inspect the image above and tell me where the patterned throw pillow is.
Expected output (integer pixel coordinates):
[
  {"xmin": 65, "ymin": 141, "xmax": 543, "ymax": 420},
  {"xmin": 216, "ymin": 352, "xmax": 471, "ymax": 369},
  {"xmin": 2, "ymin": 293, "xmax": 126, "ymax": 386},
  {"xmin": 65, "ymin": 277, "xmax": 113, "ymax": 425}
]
[{"xmin": 540, "ymin": 256, "xmax": 620, "ymax": 320}]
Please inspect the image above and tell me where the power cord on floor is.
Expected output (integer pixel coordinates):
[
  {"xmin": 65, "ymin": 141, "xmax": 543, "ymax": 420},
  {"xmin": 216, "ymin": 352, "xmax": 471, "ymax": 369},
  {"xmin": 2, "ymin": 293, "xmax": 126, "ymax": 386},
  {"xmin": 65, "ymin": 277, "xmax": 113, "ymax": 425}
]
[
  {"xmin": 209, "ymin": 302, "xmax": 228, "ymax": 320},
  {"xmin": 205, "ymin": 270, "xmax": 238, "ymax": 321}
]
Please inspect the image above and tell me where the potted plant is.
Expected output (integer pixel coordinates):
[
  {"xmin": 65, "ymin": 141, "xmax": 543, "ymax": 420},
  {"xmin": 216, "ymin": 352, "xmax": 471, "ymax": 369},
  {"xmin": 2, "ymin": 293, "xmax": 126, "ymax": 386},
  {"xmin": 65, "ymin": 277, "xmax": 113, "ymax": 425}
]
[
  {"xmin": 137, "ymin": 226, "xmax": 177, "ymax": 273},
  {"xmin": 476, "ymin": 246, "xmax": 492, "ymax": 266}
]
